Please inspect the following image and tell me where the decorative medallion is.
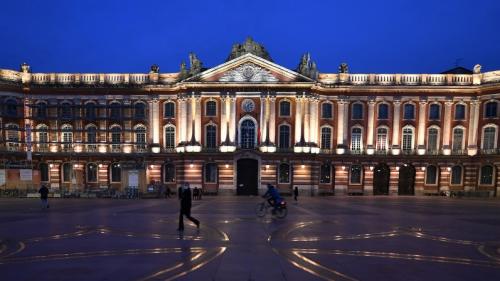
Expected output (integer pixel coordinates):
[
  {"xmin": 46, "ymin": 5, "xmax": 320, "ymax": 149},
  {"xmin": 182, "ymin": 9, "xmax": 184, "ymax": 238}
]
[
  {"xmin": 219, "ymin": 63, "xmax": 279, "ymax": 82},
  {"xmin": 241, "ymin": 99, "xmax": 255, "ymax": 112}
]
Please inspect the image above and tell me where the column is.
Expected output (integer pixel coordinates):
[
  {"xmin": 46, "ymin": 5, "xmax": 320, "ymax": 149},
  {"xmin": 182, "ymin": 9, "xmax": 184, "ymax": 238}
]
[
  {"xmin": 417, "ymin": 100, "xmax": 427, "ymax": 155},
  {"xmin": 269, "ymin": 97, "xmax": 276, "ymax": 144},
  {"xmin": 309, "ymin": 98, "xmax": 319, "ymax": 145},
  {"xmin": 294, "ymin": 96, "xmax": 303, "ymax": 144},
  {"xmin": 467, "ymin": 100, "xmax": 480, "ymax": 156},
  {"xmin": 391, "ymin": 100, "xmax": 401, "ymax": 155},
  {"xmin": 442, "ymin": 100, "xmax": 453, "ymax": 155},
  {"xmin": 366, "ymin": 99, "xmax": 376, "ymax": 155},
  {"xmin": 177, "ymin": 96, "xmax": 187, "ymax": 144},
  {"xmin": 303, "ymin": 97, "xmax": 310, "ymax": 143},
  {"xmin": 152, "ymin": 98, "xmax": 160, "ymax": 153},
  {"xmin": 259, "ymin": 95, "xmax": 266, "ymax": 143},
  {"xmin": 336, "ymin": 100, "xmax": 347, "ymax": 154},
  {"xmin": 229, "ymin": 97, "xmax": 236, "ymax": 143},
  {"xmin": 220, "ymin": 95, "xmax": 227, "ymax": 143},
  {"xmin": 195, "ymin": 96, "xmax": 201, "ymax": 143}
]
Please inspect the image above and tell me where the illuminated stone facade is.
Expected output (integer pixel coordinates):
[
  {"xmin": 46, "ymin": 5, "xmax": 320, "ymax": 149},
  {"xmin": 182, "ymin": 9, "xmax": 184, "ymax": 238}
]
[{"xmin": 1, "ymin": 39, "xmax": 500, "ymax": 196}]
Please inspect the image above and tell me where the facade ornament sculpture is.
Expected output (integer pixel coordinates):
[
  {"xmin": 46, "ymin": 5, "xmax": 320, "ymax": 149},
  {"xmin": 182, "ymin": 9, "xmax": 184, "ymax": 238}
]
[
  {"xmin": 226, "ymin": 37, "xmax": 273, "ymax": 62},
  {"xmin": 473, "ymin": 64, "xmax": 482, "ymax": 74},
  {"xmin": 178, "ymin": 61, "xmax": 189, "ymax": 81},
  {"xmin": 339, "ymin": 63, "xmax": 349, "ymax": 74},
  {"xmin": 296, "ymin": 53, "xmax": 318, "ymax": 79},
  {"xmin": 189, "ymin": 53, "xmax": 203, "ymax": 76},
  {"xmin": 20, "ymin": 62, "xmax": 31, "ymax": 73},
  {"xmin": 150, "ymin": 64, "xmax": 160, "ymax": 73}
]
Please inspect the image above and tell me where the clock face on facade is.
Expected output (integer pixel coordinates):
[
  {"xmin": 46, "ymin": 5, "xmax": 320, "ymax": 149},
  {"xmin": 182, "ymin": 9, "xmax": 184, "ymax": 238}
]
[{"xmin": 242, "ymin": 99, "xmax": 255, "ymax": 112}]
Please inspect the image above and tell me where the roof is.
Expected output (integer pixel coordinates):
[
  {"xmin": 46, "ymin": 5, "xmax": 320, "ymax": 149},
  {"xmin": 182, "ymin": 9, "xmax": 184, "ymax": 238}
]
[{"xmin": 440, "ymin": 66, "xmax": 473, "ymax": 74}]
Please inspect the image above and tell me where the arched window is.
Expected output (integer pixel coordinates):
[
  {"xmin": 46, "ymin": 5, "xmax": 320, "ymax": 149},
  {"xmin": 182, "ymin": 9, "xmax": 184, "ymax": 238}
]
[
  {"xmin": 455, "ymin": 104, "xmax": 466, "ymax": 120},
  {"xmin": 36, "ymin": 102, "xmax": 47, "ymax": 118},
  {"xmin": 403, "ymin": 103, "xmax": 415, "ymax": 120},
  {"xmin": 164, "ymin": 102, "xmax": 175, "ymax": 118},
  {"xmin": 109, "ymin": 102, "xmax": 121, "ymax": 119},
  {"xmin": 87, "ymin": 163, "xmax": 98, "ymax": 183},
  {"xmin": 206, "ymin": 100, "xmax": 217, "ymax": 116},
  {"xmin": 320, "ymin": 127, "xmax": 332, "ymax": 149},
  {"xmin": 352, "ymin": 103, "xmax": 363, "ymax": 119},
  {"xmin": 425, "ymin": 165, "xmax": 438, "ymax": 185},
  {"xmin": 450, "ymin": 166, "xmax": 462, "ymax": 185},
  {"xmin": 164, "ymin": 163, "xmax": 175, "ymax": 183},
  {"xmin": 485, "ymin": 101, "xmax": 498, "ymax": 118},
  {"xmin": 240, "ymin": 119, "xmax": 256, "ymax": 149},
  {"xmin": 205, "ymin": 124, "xmax": 217, "ymax": 148},
  {"xmin": 480, "ymin": 165, "xmax": 494, "ymax": 185},
  {"xmin": 85, "ymin": 102, "xmax": 96, "ymax": 120},
  {"xmin": 452, "ymin": 127, "xmax": 464, "ymax": 152},
  {"xmin": 320, "ymin": 164, "xmax": 331, "ymax": 183},
  {"xmin": 279, "ymin": 163, "xmax": 290, "ymax": 183},
  {"xmin": 61, "ymin": 124, "xmax": 73, "ymax": 151},
  {"xmin": 110, "ymin": 163, "xmax": 121, "ymax": 183},
  {"xmin": 376, "ymin": 127, "xmax": 388, "ymax": 151},
  {"xmin": 279, "ymin": 124, "xmax": 290, "ymax": 149},
  {"xmin": 429, "ymin": 104, "xmax": 440, "ymax": 120},
  {"xmin": 86, "ymin": 125, "xmax": 97, "ymax": 152},
  {"xmin": 40, "ymin": 163, "xmax": 49, "ymax": 182},
  {"xmin": 350, "ymin": 165, "xmax": 362, "ymax": 184},
  {"xmin": 427, "ymin": 127, "xmax": 440, "ymax": 152},
  {"xmin": 60, "ymin": 102, "xmax": 72, "ymax": 119},
  {"xmin": 321, "ymin": 103, "xmax": 333, "ymax": 118},
  {"xmin": 279, "ymin": 100, "xmax": 291, "ymax": 117},
  {"xmin": 204, "ymin": 163, "xmax": 217, "ymax": 183},
  {"xmin": 37, "ymin": 124, "xmax": 49, "ymax": 151},
  {"xmin": 110, "ymin": 126, "xmax": 121, "ymax": 152},
  {"xmin": 134, "ymin": 102, "xmax": 146, "ymax": 119},
  {"xmin": 5, "ymin": 99, "xmax": 18, "ymax": 117},
  {"xmin": 135, "ymin": 125, "xmax": 146, "ymax": 151},
  {"xmin": 378, "ymin": 103, "xmax": 389, "ymax": 120},
  {"xmin": 482, "ymin": 126, "xmax": 497, "ymax": 150},
  {"xmin": 351, "ymin": 127, "xmax": 362, "ymax": 152},
  {"xmin": 164, "ymin": 125, "xmax": 176, "ymax": 149},
  {"xmin": 62, "ymin": 163, "xmax": 73, "ymax": 182},
  {"xmin": 402, "ymin": 126, "xmax": 414, "ymax": 152}
]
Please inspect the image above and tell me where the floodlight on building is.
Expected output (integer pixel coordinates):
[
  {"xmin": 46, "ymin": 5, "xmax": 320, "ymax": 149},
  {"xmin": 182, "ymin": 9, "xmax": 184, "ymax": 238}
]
[
  {"xmin": 396, "ymin": 166, "xmax": 400, "ymax": 171},
  {"xmin": 225, "ymin": 164, "xmax": 229, "ymax": 168},
  {"xmin": 421, "ymin": 166, "xmax": 426, "ymax": 171}
]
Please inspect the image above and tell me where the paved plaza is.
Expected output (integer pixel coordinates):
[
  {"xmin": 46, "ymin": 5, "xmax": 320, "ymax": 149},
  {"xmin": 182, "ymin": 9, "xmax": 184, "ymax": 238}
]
[{"xmin": 1, "ymin": 196, "xmax": 500, "ymax": 281}]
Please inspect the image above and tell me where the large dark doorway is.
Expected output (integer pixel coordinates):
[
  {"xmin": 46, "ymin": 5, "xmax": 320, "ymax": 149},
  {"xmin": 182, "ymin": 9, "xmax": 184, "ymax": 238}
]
[
  {"xmin": 237, "ymin": 159, "xmax": 258, "ymax": 195},
  {"xmin": 373, "ymin": 163, "xmax": 390, "ymax": 195},
  {"xmin": 398, "ymin": 164, "xmax": 415, "ymax": 195}
]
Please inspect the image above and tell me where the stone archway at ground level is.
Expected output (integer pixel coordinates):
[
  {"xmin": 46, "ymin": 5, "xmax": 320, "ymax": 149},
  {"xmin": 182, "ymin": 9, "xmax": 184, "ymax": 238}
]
[
  {"xmin": 398, "ymin": 164, "xmax": 415, "ymax": 195},
  {"xmin": 373, "ymin": 163, "xmax": 390, "ymax": 195},
  {"xmin": 236, "ymin": 158, "xmax": 259, "ymax": 195}
]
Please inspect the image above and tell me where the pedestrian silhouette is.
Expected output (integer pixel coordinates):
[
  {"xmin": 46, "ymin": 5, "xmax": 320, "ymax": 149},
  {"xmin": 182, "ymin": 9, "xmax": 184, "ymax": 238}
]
[{"xmin": 177, "ymin": 183, "xmax": 200, "ymax": 231}]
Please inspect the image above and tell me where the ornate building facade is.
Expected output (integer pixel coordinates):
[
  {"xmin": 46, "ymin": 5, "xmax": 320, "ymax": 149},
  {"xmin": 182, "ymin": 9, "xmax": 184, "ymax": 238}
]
[{"xmin": 1, "ymin": 38, "xmax": 500, "ymax": 196}]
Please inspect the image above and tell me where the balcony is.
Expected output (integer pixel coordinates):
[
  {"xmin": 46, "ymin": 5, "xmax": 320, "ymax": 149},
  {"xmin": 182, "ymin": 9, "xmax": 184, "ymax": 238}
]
[
  {"xmin": 480, "ymin": 149, "xmax": 500, "ymax": 155},
  {"xmin": 86, "ymin": 144, "xmax": 98, "ymax": 153},
  {"xmin": 110, "ymin": 145, "xmax": 122, "ymax": 153}
]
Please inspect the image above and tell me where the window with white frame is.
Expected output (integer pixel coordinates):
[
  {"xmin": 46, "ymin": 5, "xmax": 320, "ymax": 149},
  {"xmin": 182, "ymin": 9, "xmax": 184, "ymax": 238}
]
[
  {"xmin": 425, "ymin": 165, "xmax": 438, "ymax": 185},
  {"xmin": 206, "ymin": 124, "xmax": 217, "ymax": 148},
  {"xmin": 62, "ymin": 163, "xmax": 73, "ymax": 182},
  {"xmin": 351, "ymin": 127, "xmax": 362, "ymax": 151},
  {"xmin": 402, "ymin": 127, "xmax": 414, "ymax": 152},
  {"xmin": 110, "ymin": 126, "xmax": 121, "ymax": 151},
  {"xmin": 350, "ymin": 165, "xmax": 362, "ymax": 184},
  {"xmin": 37, "ymin": 124, "xmax": 49, "ymax": 150},
  {"xmin": 321, "ymin": 103, "xmax": 333, "ymax": 118},
  {"xmin": 61, "ymin": 125, "xmax": 73, "ymax": 151},
  {"xmin": 164, "ymin": 102, "xmax": 175, "ymax": 118},
  {"xmin": 403, "ymin": 103, "xmax": 415, "ymax": 120},
  {"xmin": 451, "ymin": 166, "xmax": 462, "ymax": 185},
  {"xmin": 279, "ymin": 100, "xmax": 291, "ymax": 117},
  {"xmin": 376, "ymin": 127, "xmax": 388, "ymax": 151},
  {"xmin": 455, "ymin": 104, "xmax": 466, "ymax": 120},
  {"xmin": 320, "ymin": 127, "xmax": 332, "ymax": 149},
  {"xmin": 86, "ymin": 125, "xmax": 97, "ymax": 145},
  {"xmin": 480, "ymin": 165, "xmax": 494, "ymax": 185},
  {"xmin": 204, "ymin": 163, "xmax": 217, "ymax": 183},
  {"xmin": 6, "ymin": 124, "xmax": 20, "ymax": 149},
  {"xmin": 165, "ymin": 126, "xmax": 176, "ymax": 149},
  {"xmin": 278, "ymin": 163, "xmax": 290, "ymax": 183},
  {"xmin": 378, "ymin": 103, "xmax": 389, "ymax": 119},
  {"xmin": 206, "ymin": 100, "xmax": 217, "ymax": 116},
  {"xmin": 352, "ymin": 103, "xmax": 363, "ymax": 119},
  {"xmin": 279, "ymin": 125, "xmax": 290, "ymax": 149},
  {"xmin": 482, "ymin": 126, "xmax": 497, "ymax": 150},
  {"xmin": 135, "ymin": 126, "xmax": 146, "ymax": 150},
  {"xmin": 452, "ymin": 127, "xmax": 464, "ymax": 152},
  {"xmin": 485, "ymin": 101, "xmax": 498, "ymax": 118},
  {"xmin": 427, "ymin": 127, "xmax": 439, "ymax": 152}
]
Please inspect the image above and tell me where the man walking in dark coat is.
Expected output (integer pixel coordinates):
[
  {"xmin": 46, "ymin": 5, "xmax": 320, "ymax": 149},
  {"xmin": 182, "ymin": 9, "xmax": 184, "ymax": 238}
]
[
  {"xmin": 293, "ymin": 186, "xmax": 299, "ymax": 201},
  {"xmin": 177, "ymin": 183, "xmax": 200, "ymax": 231},
  {"xmin": 38, "ymin": 184, "xmax": 49, "ymax": 209}
]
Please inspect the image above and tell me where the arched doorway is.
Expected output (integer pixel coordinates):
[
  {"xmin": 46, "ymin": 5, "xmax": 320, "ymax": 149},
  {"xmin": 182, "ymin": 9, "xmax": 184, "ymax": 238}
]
[
  {"xmin": 240, "ymin": 119, "xmax": 256, "ymax": 149},
  {"xmin": 398, "ymin": 164, "xmax": 415, "ymax": 195},
  {"xmin": 373, "ymin": 163, "xmax": 390, "ymax": 195},
  {"xmin": 237, "ymin": 159, "xmax": 258, "ymax": 195}
]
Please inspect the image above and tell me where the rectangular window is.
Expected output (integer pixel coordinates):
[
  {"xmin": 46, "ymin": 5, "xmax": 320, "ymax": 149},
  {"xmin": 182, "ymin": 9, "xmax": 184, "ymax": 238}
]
[
  {"xmin": 204, "ymin": 163, "xmax": 217, "ymax": 183},
  {"xmin": 451, "ymin": 166, "xmax": 462, "ymax": 185},
  {"xmin": 322, "ymin": 103, "xmax": 332, "ymax": 118},
  {"xmin": 320, "ymin": 164, "xmax": 331, "ymax": 184},
  {"xmin": 403, "ymin": 104, "xmax": 415, "ymax": 120},
  {"xmin": 350, "ymin": 165, "xmax": 362, "ymax": 184},
  {"xmin": 455, "ymin": 105, "xmax": 466, "ymax": 120},
  {"xmin": 279, "ymin": 164, "xmax": 290, "ymax": 183}
]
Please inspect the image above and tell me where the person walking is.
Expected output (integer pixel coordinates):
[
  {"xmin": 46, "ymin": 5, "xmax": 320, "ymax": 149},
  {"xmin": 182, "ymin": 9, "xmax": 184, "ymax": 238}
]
[
  {"xmin": 177, "ymin": 183, "xmax": 200, "ymax": 231},
  {"xmin": 38, "ymin": 184, "xmax": 49, "ymax": 209},
  {"xmin": 293, "ymin": 186, "xmax": 299, "ymax": 202}
]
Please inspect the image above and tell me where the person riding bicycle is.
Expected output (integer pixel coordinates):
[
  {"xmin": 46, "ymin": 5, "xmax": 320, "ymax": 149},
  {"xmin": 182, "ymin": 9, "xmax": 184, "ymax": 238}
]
[{"xmin": 263, "ymin": 184, "xmax": 283, "ymax": 213}]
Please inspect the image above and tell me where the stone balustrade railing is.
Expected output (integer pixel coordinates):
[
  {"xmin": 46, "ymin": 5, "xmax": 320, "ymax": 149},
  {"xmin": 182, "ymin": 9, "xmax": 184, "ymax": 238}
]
[{"xmin": 1, "ymin": 68, "xmax": 499, "ymax": 86}]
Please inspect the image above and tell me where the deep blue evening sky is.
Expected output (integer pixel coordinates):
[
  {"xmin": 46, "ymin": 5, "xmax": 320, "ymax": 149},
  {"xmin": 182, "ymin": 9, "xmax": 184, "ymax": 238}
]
[{"xmin": 1, "ymin": 0, "xmax": 499, "ymax": 74}]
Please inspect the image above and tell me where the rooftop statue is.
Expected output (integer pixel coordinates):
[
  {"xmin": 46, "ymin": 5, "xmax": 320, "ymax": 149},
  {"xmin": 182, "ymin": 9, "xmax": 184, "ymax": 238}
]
[
  {"xmin": 20, "ymin": 62, "xmax": 31, "ymax": 73},
  {"xmin": 189, "ymin": 52, "xmax": 203, "ymax": 76},
  {"xmin": 226, "ymin": 37, "xmax": 273, "ymax": 62},
  {"xmin": 339, "ymin": 63, "xmax": 349, "ymax": 74},
  {"xmin": 473, "ymin": 64, "xmax": 482, "ymax": 74},
  {"xmin": 296, "ymin": 53, "xmax": 318, "ymax": 79},
  {"xmin": 150, "ymin": 64, "xmax": 160, "ymax": 73},
  {"xmin": 178, "ymin": 61, "xmax": 189, "ymax": 81}
]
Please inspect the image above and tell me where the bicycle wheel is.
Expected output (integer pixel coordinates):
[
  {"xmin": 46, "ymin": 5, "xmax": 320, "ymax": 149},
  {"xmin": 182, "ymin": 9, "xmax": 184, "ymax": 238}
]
[
  {"xmin": 275, "ymin": 208, "xmax": 288, "ymax": 219},
  {"xmin": 255, "ymin": 203, "xmax": 266, "ymax": 217}
]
